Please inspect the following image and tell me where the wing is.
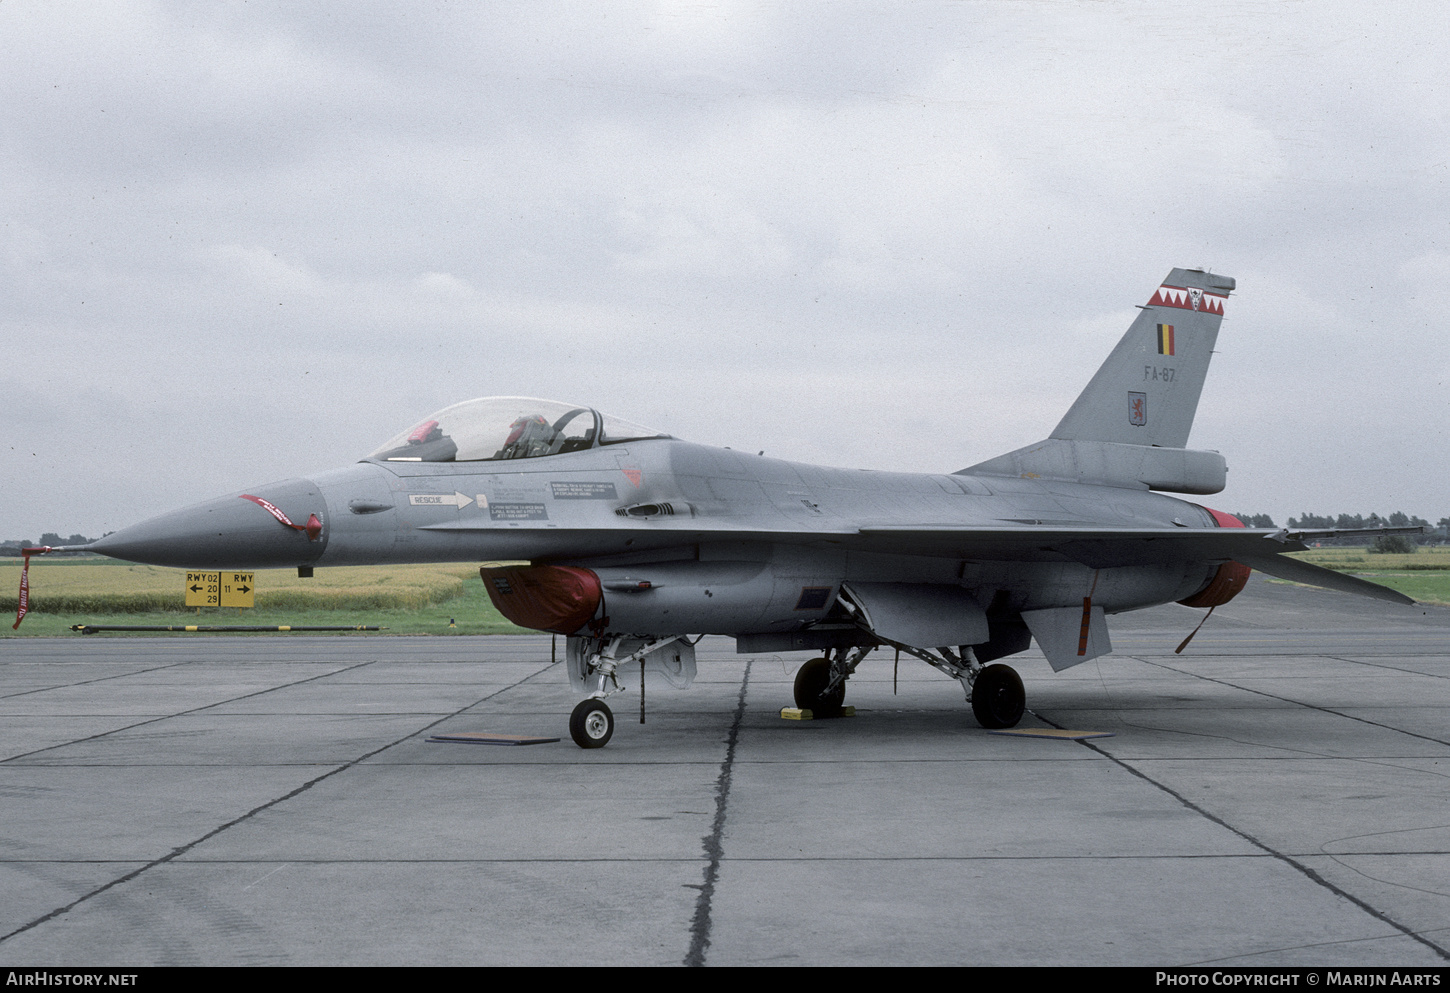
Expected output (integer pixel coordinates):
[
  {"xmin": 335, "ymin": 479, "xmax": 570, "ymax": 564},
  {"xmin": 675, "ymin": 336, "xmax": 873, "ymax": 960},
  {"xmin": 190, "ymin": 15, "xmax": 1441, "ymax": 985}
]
[
  {"xmin": 856, "ymin": 524, "xmax": 1424, "ymax": 605},
  {"xmin": 422, "ymin": 519, "xmax": 1425, "ymax": 605}
]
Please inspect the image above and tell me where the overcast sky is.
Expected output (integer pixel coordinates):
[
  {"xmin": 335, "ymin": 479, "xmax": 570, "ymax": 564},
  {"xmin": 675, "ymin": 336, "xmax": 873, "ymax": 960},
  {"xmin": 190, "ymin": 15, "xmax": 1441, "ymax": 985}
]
[{"xmin": 3, "ymin": 0, "xmax": 1447, "ymax": 539}]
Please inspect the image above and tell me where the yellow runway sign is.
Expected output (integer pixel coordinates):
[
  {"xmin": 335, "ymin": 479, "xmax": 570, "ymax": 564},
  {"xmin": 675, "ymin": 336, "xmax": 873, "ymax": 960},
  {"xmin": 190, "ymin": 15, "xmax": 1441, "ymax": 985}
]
[
  {"xmin": 219, "ymin": 572, "xmax": 255, "ymax": 608},
  {"xmin": 184, "ymin": 572, "xmax": 220, "ymax": 607}
]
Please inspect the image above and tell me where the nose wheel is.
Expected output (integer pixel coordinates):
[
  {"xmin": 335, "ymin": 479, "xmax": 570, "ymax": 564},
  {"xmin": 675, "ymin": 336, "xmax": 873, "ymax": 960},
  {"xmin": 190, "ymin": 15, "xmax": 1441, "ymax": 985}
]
[{"xmin": 570, "ymin": 699, "xmax": 615, "ymax": 748}]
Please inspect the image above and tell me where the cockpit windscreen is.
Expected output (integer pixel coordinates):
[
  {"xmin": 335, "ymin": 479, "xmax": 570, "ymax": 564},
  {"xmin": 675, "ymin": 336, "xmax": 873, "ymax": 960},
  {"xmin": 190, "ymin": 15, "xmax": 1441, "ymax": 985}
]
[{"xmin": 367, "ymin": 397, "xmax": 670, "ymax": 463}]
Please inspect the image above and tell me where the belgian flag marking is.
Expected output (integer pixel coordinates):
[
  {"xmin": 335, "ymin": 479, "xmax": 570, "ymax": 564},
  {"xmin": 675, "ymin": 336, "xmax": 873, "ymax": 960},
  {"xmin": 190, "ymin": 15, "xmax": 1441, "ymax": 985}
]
[{"xmin": 1157, "ymin": 323, "xmax": 1175, "ymax": 356}]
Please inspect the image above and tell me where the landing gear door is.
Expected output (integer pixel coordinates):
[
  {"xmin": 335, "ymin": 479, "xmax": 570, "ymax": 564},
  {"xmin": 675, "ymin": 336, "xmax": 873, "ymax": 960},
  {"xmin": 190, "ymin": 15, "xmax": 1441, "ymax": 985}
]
[
  {"xmin": 565, "ymin": 636, "xmax": 698, "ymax": 692},
  {"xmin": 566, "ymin": 636, "xmax": 591, "ymax": 692},
  {"xmin": 644, "ymin": 639, "xmax": 696, "ymax": 688}
]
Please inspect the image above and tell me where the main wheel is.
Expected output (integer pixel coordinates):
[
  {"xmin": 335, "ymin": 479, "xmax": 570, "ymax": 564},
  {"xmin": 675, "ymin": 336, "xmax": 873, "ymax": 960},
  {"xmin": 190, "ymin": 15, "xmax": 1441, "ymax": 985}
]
[
  {"xmin": 570, "ymin": 698, "xmax": 615, "ymax": 748},
  {"xmin": 793, "ymin": 657, "xmax": 845, "ymax": 715},
  {"xmin": 971, "ymin": 664, "xmax": 1025, "ymax": 729}
]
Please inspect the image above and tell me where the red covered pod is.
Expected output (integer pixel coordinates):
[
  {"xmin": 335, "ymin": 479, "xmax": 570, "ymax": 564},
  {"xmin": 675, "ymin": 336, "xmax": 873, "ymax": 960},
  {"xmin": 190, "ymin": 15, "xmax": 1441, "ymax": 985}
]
[
  {"xmin": 1178, "ymin": 507, "xmax": 1252, "ymax": 608},
  {"xmin": 480, "ymin": 565, "xmax": 602, "ymax": 634}
]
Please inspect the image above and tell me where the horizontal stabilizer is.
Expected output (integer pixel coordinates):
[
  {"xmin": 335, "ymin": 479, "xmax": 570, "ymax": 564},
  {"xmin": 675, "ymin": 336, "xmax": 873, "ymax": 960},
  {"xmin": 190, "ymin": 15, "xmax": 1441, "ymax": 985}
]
[
  {"xmin": 1231, "ymin": 552, "xmax": 1416, "ymax": 605},
  {"xmin": 1274, "ymin": 526, "xmax": 1428, "ymax": 543}
]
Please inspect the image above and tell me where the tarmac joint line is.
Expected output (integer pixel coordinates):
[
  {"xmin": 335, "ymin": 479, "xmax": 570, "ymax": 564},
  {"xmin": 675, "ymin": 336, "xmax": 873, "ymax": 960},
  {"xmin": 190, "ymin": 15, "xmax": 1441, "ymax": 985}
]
[
  {"xmin": 684, "ymin": 658, "xmax": 752, "ymax": 968},
  {"xmin": 0, "ymin": 658, "xmax": 556, "ymax": 948},
  {"xmin": 1029, "ymin": 709, "xmax": 1450, "ymax": 962}
]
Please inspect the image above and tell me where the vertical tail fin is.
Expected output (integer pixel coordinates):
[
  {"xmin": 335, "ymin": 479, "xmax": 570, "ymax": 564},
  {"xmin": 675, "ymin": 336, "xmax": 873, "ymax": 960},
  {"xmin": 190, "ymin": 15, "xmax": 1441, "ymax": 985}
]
[
  {"xmin": 962, "ymin": 268, "xmax": 1235, "ymax": 493},
  {"xmin": 1051, "ymin": 268, "xmax": 1234, "ymax": 449}
]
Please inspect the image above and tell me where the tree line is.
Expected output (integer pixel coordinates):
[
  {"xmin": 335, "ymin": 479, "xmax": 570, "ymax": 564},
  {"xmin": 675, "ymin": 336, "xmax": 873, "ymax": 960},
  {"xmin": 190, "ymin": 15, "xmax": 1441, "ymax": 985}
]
[
  {"xmin": 0, "ymin": 533, "xmax": 101, "ymax": 556},
  {"xmin": 1234, "ymin": 512, "xmax": 1448, "ymax": 549}
]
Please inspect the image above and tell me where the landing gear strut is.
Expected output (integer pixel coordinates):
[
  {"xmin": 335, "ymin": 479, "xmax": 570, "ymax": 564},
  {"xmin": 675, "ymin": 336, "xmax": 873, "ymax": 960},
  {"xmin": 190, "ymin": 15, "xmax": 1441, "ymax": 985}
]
[{"xmin": 882, "ymin": 642, "xmax": 1026, "ymax": 730}]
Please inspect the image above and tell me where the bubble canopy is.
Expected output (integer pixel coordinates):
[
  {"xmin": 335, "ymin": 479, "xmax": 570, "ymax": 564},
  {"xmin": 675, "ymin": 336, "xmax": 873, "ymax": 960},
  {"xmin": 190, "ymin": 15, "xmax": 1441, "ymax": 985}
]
[{"xmin": 367, "ymin": 397, "xmax": 671, "ymax": 463}]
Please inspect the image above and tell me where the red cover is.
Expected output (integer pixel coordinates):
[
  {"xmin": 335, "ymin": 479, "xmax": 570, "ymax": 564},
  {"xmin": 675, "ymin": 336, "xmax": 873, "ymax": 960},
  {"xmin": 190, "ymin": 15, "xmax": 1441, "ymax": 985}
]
[{"xmin": 479, "ymin": 565, "xmax": 602, "ymax": 634}]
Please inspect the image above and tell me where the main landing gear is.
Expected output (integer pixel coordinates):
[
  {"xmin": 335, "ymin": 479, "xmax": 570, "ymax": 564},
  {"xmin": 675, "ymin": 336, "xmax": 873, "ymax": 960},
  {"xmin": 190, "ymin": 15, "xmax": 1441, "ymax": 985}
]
[
  {"xmin": 969, "ymin": 663, "xmax": 1025, "ymax": 729},
  {"xmin": 792, "ymin": 647, "xmax": 872, "ymax": 717},
  {"xmin": 793, "ymin": 657, "xmax": 844, "ymax": 715}
]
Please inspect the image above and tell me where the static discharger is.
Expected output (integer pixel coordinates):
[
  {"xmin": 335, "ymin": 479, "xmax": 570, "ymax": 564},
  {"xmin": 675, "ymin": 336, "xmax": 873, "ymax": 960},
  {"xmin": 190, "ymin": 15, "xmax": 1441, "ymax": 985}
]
[
  {"xmin": 989, "ymin": 728, "xmax": 1115, "ymax": 740},
  {"xmin": 428, "ymin": 732, "xmax": 560, "ymax": 746},
  {"xmin": 780, "ymin": 706, "xmax": 857, "ymax": 721}
]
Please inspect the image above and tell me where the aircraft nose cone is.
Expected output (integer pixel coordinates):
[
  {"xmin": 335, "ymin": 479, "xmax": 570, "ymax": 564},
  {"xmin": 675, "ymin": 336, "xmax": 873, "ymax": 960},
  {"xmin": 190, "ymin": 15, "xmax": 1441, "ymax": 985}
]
[{"xmin": 91, "ymin": 478, "xmax": 330, "ymax": 569}]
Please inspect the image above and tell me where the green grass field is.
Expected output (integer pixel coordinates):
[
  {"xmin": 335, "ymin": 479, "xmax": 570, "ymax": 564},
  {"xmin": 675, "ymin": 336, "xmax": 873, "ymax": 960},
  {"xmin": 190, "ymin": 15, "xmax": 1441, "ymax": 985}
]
[
  {"xmin": 1281, "ymin": 547, "xmax": 1450, "ymax": 605},
  {"xmin": 0, "ymin": 557, "xmax": 531, "ymax": 637}
]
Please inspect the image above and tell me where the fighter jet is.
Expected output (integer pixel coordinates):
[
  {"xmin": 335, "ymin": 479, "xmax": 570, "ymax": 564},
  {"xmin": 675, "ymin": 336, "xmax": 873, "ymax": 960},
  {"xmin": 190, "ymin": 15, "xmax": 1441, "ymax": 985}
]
[{"xmin": 48, "ymin": 268, "xmax": 1423, "ymax": 747}]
